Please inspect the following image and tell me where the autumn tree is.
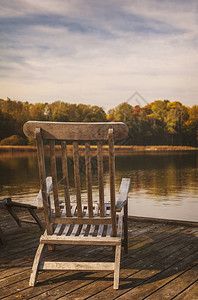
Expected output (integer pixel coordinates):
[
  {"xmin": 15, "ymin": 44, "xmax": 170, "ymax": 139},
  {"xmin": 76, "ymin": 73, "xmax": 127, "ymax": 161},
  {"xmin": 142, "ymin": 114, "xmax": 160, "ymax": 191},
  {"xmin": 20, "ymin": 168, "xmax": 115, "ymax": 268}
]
[
  {"xmin": 29, "ymin": 103, "xmax": 48, "ymax": 121},
  {"xmin": 184, "ymin": 105, "xmax": 198, "ymax": 146},
  {"xmin": 0, "ymin": 97, "xmax": 197, "ymax": 146},
  {"xmin": 164, "ymin": 102, "xmax": 189, "ymax": 145}
]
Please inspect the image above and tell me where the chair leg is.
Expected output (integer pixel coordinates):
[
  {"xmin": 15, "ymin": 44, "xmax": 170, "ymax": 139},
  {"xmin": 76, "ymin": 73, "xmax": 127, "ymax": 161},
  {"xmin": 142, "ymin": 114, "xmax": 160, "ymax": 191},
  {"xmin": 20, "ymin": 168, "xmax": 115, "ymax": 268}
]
[
  {"xmin": 28, "ymin": 207, "xmax": 44, "ymax": 231},
  {"xmin": 123, "ymin": 203, "xmax": 128, "ymax": 254},
  {"xmin": 6, "ymin": 205, "xmax": 22, "ymax": 227},
  {"xmin": 29, "ymin": 243, "xmax": 45, "ymax": 286},
  {"xmin": 114, "ymin": 244, "xmax": 121, "ymax": 289}
]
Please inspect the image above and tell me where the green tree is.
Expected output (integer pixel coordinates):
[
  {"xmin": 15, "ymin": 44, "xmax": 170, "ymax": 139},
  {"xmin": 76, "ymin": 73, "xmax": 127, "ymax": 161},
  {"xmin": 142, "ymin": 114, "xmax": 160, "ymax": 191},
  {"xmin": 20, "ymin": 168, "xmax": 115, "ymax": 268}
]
[
  {"xmin": 0, "ymin": 135, "xmax": 27, "ymax": 145},
  {"xmin": 184, "ymin": 105, "xmax": 198, "ymax": 146},
  {"xmin": 29, "ymin": 103, "xmax": 48, "ymax": 120},
  {"xmin": 151, "ymin": 100, "xmax": 168, "ymax": 121},
  {"xmin": 82, "ymin": 105, "xmax": 106, "ymax": 122},
  {"xmin": 48, "ymin": 101, "xmax": 70, "ymax": 121},
  {"xmin": 165, "ymin": 102, "xmax": 189, "ymax": 145},
  {"xmin": 108, "ymin": 102, "xmax": 133, "ymax": 125}
]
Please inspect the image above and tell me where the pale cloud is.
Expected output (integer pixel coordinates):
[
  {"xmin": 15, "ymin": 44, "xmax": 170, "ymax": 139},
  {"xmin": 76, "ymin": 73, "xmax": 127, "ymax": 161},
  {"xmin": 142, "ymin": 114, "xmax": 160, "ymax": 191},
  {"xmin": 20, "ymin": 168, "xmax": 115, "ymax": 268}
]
[{"xmin": 0, "ymin": 0, "xmax": 198, "ymax": 110}]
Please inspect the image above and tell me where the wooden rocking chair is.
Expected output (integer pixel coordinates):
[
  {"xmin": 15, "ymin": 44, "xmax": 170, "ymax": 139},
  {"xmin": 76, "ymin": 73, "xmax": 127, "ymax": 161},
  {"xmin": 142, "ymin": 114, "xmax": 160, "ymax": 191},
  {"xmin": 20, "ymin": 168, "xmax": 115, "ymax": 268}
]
[{"xmin": 23, "ymin": 121, "xmax": 130, "ymax": 289}]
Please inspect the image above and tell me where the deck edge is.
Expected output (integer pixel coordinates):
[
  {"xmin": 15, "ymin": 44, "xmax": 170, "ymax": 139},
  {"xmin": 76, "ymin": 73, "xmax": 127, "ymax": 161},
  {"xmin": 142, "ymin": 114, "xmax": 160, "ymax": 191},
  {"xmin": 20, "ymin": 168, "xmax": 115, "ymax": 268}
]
[{"xmin": 129, "ymin": 215, "xmax": 198, "ymax": 227}]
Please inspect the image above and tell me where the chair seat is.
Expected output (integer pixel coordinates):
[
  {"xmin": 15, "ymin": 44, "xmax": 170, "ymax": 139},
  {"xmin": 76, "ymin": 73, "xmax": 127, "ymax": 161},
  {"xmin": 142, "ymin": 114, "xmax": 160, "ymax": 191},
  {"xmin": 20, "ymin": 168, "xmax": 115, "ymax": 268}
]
[
  {"xmin": 41, "ymin": 233, "xmax": 121, "ymax": 246},
  {"xmin": 41, "ymin": 203, "xmax": 122, "ymax": 246}
]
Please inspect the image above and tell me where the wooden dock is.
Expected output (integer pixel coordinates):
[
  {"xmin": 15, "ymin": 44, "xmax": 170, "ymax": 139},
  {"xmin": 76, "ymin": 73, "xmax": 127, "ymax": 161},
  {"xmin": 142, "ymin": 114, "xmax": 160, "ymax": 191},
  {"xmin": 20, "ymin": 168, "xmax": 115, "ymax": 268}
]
[{"xmin": 1, "ymin": 208, "xmax": 198, "ymax": 299}]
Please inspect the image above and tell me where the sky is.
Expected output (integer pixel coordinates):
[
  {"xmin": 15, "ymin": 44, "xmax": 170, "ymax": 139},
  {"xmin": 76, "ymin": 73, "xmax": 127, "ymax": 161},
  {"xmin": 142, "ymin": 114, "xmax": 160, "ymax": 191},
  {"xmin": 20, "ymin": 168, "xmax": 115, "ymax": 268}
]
[{"xmin": 0, "ymin": 0, "xmax": 198, "ymax": 110}]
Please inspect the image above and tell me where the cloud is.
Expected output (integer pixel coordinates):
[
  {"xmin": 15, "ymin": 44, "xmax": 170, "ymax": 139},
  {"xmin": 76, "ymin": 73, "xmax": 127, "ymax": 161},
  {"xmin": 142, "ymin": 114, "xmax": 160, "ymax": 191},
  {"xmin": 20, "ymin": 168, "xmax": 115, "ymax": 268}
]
[{"xmin": 0, "ymin": 0, "xmax": 198, "ymax": 109}]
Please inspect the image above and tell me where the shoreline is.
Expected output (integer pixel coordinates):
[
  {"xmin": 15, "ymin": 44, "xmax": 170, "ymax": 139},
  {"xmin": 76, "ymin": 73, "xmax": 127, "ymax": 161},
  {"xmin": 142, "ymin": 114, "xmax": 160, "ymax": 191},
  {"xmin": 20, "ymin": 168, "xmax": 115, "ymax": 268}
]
[{"xmin": 0, "ymin": 145, "xmax": 197, "ymax": 154}]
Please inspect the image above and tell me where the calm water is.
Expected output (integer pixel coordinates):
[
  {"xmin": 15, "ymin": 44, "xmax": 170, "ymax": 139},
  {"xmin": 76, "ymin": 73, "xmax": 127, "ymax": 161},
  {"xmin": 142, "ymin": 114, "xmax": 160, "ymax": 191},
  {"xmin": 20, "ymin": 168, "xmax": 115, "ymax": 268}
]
[{"xmin": 0, "ymin": 151, "xmax": 197, "ymax": 222}]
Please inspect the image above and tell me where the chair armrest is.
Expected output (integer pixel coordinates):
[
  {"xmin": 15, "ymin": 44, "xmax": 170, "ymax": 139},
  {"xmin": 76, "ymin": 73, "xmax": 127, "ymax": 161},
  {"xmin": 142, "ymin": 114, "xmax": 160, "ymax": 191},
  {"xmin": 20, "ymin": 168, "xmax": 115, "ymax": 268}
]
[
  {"xmin": 6, "ymin": 200, "xmax": 37, "ymax": 209},
  {"xmin": 0, "ymin": 197, "xmax": 12, "ymax": 207},
  {"xmin": 37, "ymin": 177, "xmax": 53, "ymax": 208},
  {"xmin": 0, "ymin": 197, "xmax": 37, "ymax": 209},
  {"xmin": 115, "ymin": 178, "xmax": 130, "ymax": 212}
]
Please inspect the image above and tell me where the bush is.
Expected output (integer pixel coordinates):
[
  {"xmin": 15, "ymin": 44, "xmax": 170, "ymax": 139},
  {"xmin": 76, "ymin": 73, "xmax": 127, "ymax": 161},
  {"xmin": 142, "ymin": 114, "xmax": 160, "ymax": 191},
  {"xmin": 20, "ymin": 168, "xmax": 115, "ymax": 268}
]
[{"xmin": 0, "ymin": 135, "xmax": 27, "ymax": 145}]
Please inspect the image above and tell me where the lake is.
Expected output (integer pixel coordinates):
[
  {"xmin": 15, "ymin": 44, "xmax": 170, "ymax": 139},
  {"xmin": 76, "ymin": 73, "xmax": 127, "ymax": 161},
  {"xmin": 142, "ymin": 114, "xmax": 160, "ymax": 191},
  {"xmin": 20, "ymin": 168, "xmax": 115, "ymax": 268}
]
[{"xmin": 0, "ymin": 150, "xmax": 197, "ymax": 222}]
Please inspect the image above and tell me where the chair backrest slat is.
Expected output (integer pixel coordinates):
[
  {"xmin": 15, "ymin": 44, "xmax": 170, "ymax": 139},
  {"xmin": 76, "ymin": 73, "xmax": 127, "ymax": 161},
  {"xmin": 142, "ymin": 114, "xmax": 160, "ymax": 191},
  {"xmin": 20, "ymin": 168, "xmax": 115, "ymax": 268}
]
[
  {"xmin": 108, "ymin": 129, "xmax": 116, "ymax": 237},
  {"xmin": 36, "ymin": 128, "xmax": 52, "ymax": 234},
  {"xmin": 73, "ymin": 141, "xmax": 82, "ymax": 217},
  {"xmin": 49, "ymin": 140, "xmax": 61, "ymax": 217},
  {"xmin": 85, "ymin": 142, "xmax": 93, "ymax": 218},
  {"xmin": 61, "ymin": 141, "xmax": 71, "ymax": 217},
  {"xmin": 97, "ymin": 141, "xmax": 104, "ymax": 217}
]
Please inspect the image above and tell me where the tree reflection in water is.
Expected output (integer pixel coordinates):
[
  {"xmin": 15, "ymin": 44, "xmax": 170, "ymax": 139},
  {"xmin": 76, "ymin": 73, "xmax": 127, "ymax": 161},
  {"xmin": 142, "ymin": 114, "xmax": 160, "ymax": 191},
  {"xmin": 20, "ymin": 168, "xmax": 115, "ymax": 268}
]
[{"xmin": 0, "ymin": 151, "xmax": 197, "ymax": 221}]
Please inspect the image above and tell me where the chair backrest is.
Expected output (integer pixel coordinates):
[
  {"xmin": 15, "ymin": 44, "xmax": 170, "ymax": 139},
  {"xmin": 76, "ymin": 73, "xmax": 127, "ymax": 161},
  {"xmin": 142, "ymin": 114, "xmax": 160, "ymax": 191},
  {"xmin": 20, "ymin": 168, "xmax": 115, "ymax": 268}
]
[{"xmin": 23, "ymin": 121, "xmax": 128, "ymax": 236}]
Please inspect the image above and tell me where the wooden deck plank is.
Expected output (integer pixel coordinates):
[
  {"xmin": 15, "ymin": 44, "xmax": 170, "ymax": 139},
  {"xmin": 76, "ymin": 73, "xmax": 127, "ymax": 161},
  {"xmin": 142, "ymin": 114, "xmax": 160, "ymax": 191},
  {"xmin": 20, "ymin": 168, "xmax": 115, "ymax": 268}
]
[
  {"xmin": 0, "ymin": 245, "xmax": 76, "ymax": 288},
  {"xmin": 115, "ymin": 253, "xmax": 198, "ymax": 300},
  {"xmin": 1, "ymin": 208, "xmax": 198, "ymax": 300},
  {"xmin": 0, "ymin": 236, "xmax": 39, "ymax": 262},
  {"xmin": 1, "ymin": 239, "xmax": 111, "ymax": 295},
  {"xmin": 94, "ymin": 248, "xmax": 198, "ymax": 300},
  {"xmin": 0, "ymin": 226, "xmax": 181, "ymax": 282},
  {"xmin": 0, "ymin": 223, "xmax": 164, "ymax": 296},
  {"xmin": 146, "ymin": 264, "xmax": 198, "ymax": 299},
  {"xmin": 0, "ymin": 243, "xmax": 85, "ymax": 285},
  {"xmin": 21, "ymin": 228, "xmax": 198, "ymax": 299},
  {"xmin": 0, "ymin": 247, "xmax": 90, "ymax": 299},
  {"xmin": 174, "ymin": 280, "xmax": 198, "ymax": 299},
  {"xmin": 65, "ymin": 230, "xmax": 198, "ymax": 299},
  {"xmin": 1, "ymin": 246, "xmax": 116, "ymax": 299}
]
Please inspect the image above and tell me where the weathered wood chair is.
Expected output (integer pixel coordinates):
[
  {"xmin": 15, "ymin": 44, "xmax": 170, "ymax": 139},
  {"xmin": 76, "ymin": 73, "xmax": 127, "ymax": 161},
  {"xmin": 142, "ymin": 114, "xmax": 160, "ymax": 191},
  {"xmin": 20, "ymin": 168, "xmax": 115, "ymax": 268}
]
[
  {"xmin": 0, "ymin": 197, "xmax": 44, "ymax": 231},
  {"xmin": 23, "ymin": 121, "xmax": 130, "ymax": 289},
  {"xmin": 0, "ymin": 179, "xmax": 52, "ymax": 246}
]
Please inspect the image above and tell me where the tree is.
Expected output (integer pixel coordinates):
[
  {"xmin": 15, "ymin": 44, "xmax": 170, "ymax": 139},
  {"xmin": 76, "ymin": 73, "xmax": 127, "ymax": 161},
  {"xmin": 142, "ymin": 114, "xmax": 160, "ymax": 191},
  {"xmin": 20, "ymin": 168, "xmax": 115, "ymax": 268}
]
[
  {"xmin": 29, "ymin": 103, "xmax": 48, "ymax": 120},
  {"xmin": 108, "ymin": 102, "xmax": 133, "ymax": 125},
  {"xmin": 0, "ymin": 135, "xmax": 27, "ymax": 145},
  {"xmin": 165, "ymin": 102, "xmax": 189, "ymax": 145},
  {"xmin": 184, "ymin": 105, "xmax": 198, "ymax": 146},
  {"xmin": 82, "ymin": 105, "xmax": 106, "ymax": 122},
  {"xmin": 151, "ymin": 100, "xmax": 168, "ymax": 120},
  {"xmin": 0, "ymin": 97, "xmax": 197, "ymax": 146}
]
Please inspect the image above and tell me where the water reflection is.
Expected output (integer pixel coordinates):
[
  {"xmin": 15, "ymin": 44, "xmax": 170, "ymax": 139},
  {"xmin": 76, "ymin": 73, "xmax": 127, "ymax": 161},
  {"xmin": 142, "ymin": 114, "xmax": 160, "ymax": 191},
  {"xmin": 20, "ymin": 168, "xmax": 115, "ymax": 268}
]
[{"xmin": 0, "ymin": 151, "xmax": 197, "ymax": 221}]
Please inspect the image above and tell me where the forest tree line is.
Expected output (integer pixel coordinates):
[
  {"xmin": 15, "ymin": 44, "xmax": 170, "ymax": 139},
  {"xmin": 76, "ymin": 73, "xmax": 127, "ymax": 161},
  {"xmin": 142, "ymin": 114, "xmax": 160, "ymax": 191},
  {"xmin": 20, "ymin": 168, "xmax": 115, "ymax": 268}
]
[{"xmin": 0, "ymin": 98, "xmax": 197, "ymax": 146}]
